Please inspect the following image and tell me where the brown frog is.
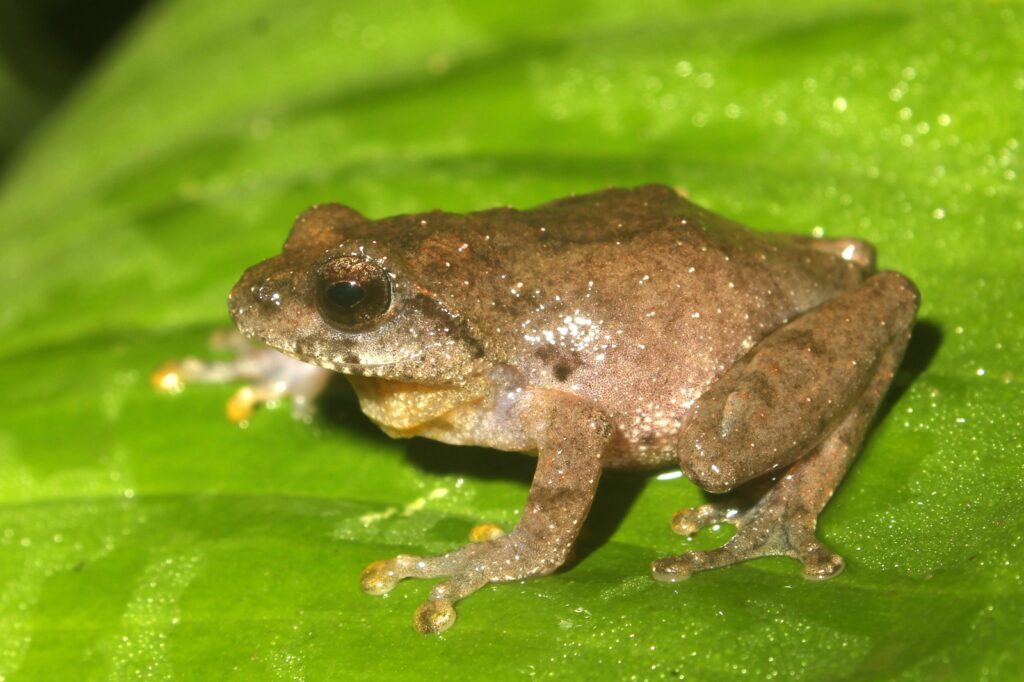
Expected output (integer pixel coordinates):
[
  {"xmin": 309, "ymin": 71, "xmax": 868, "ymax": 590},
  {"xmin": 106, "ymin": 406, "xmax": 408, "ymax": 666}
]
[{"xmin": 155, "ymin": 185, "xmax": 919, "ymax": 634}]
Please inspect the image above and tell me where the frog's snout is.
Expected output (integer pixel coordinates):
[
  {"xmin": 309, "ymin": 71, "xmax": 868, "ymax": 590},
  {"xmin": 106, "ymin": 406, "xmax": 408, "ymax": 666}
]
[
  {"xmin": 251, "ymin": 279, "xmax": 285, "ymax": 310},
  {"xmin": 228, "ymin": 257, "xmax": 299, "ymax": 333}
]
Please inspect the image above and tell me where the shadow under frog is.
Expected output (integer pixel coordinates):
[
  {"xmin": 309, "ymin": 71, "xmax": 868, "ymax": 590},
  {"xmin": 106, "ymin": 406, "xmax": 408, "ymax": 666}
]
[{"xmin": 155, "ymin": 185, "xmax": 921, "ymax": 634}]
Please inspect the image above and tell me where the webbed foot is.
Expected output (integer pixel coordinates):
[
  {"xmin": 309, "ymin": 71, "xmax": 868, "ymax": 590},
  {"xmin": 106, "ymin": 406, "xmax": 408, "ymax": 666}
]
[{"xmin": 654, "ymin": 491, "xmax": 844, "ymax": 582}]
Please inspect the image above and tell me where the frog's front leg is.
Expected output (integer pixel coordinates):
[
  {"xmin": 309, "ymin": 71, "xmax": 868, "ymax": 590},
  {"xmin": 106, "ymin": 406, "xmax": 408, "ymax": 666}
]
[
  {"xmin": 152, "ymin": 329, "xmax": 331, "ymax": 422},
  {"xmin": 360, "ymin": 393, "xmax": 610, "ymax": 634},
  {"xmin": 654, "ymin": 271, "xmax": 919, "ymax": 582}
]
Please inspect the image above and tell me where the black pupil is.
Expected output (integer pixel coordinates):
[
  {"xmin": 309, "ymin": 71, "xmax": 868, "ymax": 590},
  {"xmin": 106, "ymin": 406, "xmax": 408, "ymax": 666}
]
[{"xmin": 326, "ymin": 281, "xmax": 365, "ymax": 308}]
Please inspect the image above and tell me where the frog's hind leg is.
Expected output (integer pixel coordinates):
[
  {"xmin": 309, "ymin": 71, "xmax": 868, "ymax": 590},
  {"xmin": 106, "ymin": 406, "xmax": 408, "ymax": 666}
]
[{"xmin": 654, "ymin": 271, "xmax": 918, "ymax": 582}]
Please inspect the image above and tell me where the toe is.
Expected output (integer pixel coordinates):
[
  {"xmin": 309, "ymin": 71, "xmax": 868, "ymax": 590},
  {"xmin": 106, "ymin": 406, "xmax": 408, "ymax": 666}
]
[
  {"xmin": 800, "ymin": 548, "xmax": 845, "ymax": 580},
  {"xmin": 651, "ymin": 555, "xmax": 697, "ymax": 582},
  {"xmin": 413, "ymin": 599, "xmax": 457, "ymax": 634},
  {"xmin": 469, "ymin": 523, "xmax": 505, "ymax": 542},
  {"xmin": 670, "ymin": 503, "xmax": 740, "ymax": 536},
  {"xmin": 360, "ymin": 559, "xmax": 401, "ymax": 595},
  {"xmin": 670, "ymin": 509, "xmax": 704, "ymax": 536},
  {"xmin": 151, "ymin": 362, "xmax": 186, "ymax": 393},
  {"xmin": 226, "ymin": 386, "xmax": 258, "ymax": 423}
]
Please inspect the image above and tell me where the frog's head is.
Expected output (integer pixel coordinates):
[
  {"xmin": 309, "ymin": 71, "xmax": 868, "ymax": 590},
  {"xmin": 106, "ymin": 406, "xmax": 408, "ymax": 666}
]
[{"xmin": 229, "ymin": 204, "xmax": 489, "ymax": 385}]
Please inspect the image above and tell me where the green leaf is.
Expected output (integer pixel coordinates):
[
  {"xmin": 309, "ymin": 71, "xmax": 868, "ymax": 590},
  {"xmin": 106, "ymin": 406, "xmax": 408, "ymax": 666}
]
[
  {"xmin": 2, "ymin": 0, "xmax": 1022, "ymax": 679},
  {"xmin": 0, "ymin": 57, "xmax": 46, "ymax": 171}
]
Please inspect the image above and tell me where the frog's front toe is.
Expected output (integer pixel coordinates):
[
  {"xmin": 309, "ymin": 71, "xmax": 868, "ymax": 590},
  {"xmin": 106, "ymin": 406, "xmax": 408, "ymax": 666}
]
[
  {"xmin": 413, "ymin": 599, "xmax": 457, "ymax": 634},
  {"xmin": 359, "ymin": 558, "xmax": 404, "ymax": 595},
  {"xmin": 358, "ymin": 552, "xmax": 484, "ymax": 634},
  {"xmin": 468, "ymin": 522, "xmax": 505, "ymax": 542},
  {"xmin": 358, "ymin": 528, "xmax": 570, "ymax": 634},
  {"xmin": 153, "ymin": 330, "xmax": 331, "ymax": 423},
  {"xmin": 151, "ymin": 359, "xmax": 202, "ymax": 394}
]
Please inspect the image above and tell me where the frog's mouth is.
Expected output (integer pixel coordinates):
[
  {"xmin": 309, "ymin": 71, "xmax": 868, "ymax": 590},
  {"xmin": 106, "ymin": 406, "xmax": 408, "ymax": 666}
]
[{"xmin": 256, "ymin": 330, "xmax": 453, "ymax": 383}]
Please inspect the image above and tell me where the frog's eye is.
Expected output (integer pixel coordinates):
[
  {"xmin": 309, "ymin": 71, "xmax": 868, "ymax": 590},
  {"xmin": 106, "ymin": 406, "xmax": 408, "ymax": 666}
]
[{"xmin": 316, "ymin": 256, "xmax": 392, "ymax": 329}]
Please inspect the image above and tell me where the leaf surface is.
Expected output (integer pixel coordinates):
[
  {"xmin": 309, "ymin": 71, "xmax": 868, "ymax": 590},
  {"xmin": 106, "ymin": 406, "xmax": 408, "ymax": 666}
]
[{"xmin": 1, "ymin": 0, "xmax": 1022, "ymax": 679}]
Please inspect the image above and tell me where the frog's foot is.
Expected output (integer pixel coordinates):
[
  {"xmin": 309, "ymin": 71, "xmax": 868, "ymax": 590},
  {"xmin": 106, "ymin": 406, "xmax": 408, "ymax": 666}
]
[
  {"xmin": 152, "ymin": 329, "xmax": 331, "ymax": 423},
  {"xmin": 360, "ymin": 532, "xmax": 564, "ymax": 634},
  {"xmin": 654, "ymin": 489, "xmax": 844, "ymax": 583}
]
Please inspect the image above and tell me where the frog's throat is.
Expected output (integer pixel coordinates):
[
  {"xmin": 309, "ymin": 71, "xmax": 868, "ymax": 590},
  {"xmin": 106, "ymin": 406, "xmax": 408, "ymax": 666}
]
[{"xmin": 344, "ymin": 376, "xmax": 489, "ymax": 436}]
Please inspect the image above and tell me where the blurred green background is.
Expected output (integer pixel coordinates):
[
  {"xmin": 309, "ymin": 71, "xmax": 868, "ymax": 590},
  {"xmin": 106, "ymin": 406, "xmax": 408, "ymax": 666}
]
[
  {"xmin": 0, "ymin": 0, "xmax": 145, "ymax": 167},
  {"xmin": 1, "ymin": 0, "xmax": 1022, "ymax": 679}
]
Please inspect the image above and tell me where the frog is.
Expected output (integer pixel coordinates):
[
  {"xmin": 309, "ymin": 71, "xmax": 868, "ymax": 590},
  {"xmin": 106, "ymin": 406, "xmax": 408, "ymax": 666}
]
[{"xmin": 154, "ymin": 184, "xmax": 919, "ymax": 634}]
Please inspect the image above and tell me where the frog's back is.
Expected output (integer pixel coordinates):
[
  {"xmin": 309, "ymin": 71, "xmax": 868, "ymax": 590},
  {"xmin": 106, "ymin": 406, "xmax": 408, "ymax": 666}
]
[{"xmin": 476, "ymin": 185, "xmax": 872, "ymax": 468}]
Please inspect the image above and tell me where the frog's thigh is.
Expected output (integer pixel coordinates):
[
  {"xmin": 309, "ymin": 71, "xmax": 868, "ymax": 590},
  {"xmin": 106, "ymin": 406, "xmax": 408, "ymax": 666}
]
[
  {"xmin": 655, "ymin": 272, "xmax": 918, "ymax": 582},
  {"xmin": 677, "ymin": 271, "xmax": 919, "ymax": 493}
]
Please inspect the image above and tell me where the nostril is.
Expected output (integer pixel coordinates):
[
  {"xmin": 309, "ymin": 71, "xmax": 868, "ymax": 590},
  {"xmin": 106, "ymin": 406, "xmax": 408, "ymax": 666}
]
[{"xmin": 253, "ymin": 283, "xmax": 283, "ymax": 309}]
